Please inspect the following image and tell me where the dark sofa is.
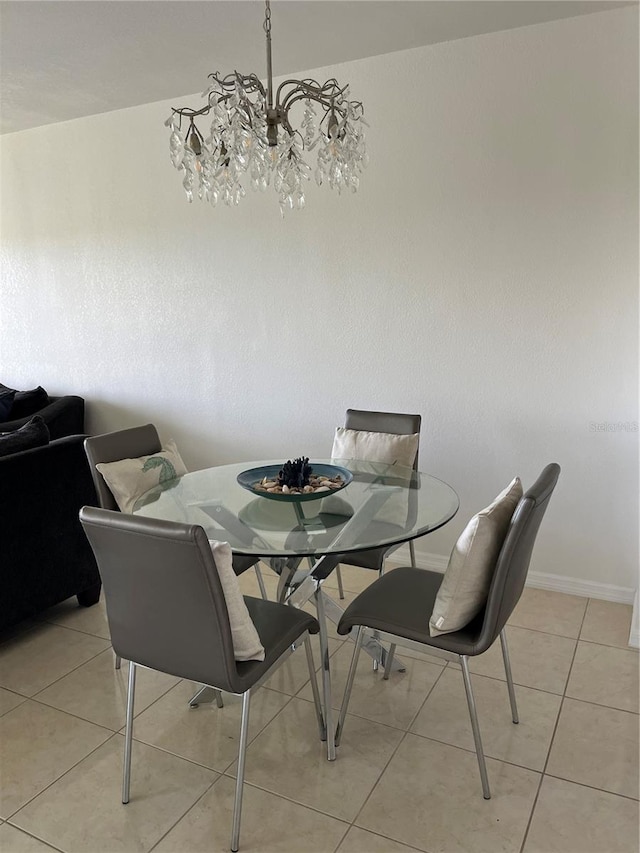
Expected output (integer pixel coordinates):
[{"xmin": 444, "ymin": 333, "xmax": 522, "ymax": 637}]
[
  {"xmin": 0, "ymin": 394, "xmax": 85, "ymax": 441},
  {"xmin": 0, "ymin": 432, "xmax": 102, "ymax": 632}
]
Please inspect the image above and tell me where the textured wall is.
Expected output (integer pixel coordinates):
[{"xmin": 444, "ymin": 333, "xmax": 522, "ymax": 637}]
[{"xmin": 1, "ymin": 7, "xmax": 637, "ymax": 590}]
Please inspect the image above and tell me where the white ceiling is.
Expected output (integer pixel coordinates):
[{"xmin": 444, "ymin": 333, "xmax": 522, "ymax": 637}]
[{"xmin": 0, "ymin": 0, "xmax": 633, "ymax": 135}]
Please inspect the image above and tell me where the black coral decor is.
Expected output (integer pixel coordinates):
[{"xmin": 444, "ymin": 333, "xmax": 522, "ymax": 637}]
[{"xmin": 278, "ymin": 457, "xmax": 313, "ymax": 489}]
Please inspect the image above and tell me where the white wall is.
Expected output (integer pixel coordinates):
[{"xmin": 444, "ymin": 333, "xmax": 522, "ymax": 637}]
[{"xmin": 1, "ymin": 7, "xmax": 638, "ymax": 595}]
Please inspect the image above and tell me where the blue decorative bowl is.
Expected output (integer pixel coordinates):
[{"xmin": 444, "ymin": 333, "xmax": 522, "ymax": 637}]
[{"xmin": 237, "ymin": 463, "xmax": 353, "ymax": 502}]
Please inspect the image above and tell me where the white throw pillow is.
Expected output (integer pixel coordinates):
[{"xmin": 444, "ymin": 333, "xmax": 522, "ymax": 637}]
[
  {"xmin": 331, "ymin": 427, "xmax": 419, "ymax": 468},
  {"xmin": 429, "ymin": 477, "xmax": 523, "ymax": 637},
  {"xmin": 209, "ymin": 541, "xmax": 265, "ymax": 662},
  {"xmin": 96, "ymin": 439, "xmax": 187, "ymax": 514}
]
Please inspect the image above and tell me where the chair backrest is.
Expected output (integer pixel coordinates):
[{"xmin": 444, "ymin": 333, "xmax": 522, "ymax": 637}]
[
  {"xmin": 476, "ymin": 463, "xmax": 560, "ymax": 652},
  {"xmin": 79, "ymin": 506, "xmax": 243, "ymax": 692},
  {"xmin": 344, "ymin": 409, "xmax": 422, "ymax": 469},
  {"xmin": 84, "ymin": 424, "xmax": 161, "ymax": 511}
]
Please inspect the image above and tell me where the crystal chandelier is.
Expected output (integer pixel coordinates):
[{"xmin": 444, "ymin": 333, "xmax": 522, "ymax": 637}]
[{"xmin": 165, "ymin": 1, "xmax": 367, "ymax": 215}]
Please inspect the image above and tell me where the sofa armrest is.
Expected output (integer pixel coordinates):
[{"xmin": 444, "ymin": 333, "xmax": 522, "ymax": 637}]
[
  {"xmin": 0, "ymin": 395, "xmax": 85, "ymax": 440},
  {"xmin": 0, "ymin": 434, "xmax": 100, "ymax": 630}
]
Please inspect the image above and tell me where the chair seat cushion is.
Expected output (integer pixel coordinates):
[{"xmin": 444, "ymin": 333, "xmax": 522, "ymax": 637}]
[
  {"xmin": 429, "ymin": 477, "xmax": 522, "ymax": 637},
  {"xmin": 339, "ymin": 547, "xmax": 386, "ymax": 572},
  {"xmin": 235, "ymin": 597, "xmax": 319, "ymax": 691},
  {"xmin": 337, "ymin": 566, "xmax": 485, "ymax": 655}
]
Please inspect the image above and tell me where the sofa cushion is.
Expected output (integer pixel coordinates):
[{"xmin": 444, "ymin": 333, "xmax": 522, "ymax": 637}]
[
  {"xmin": 0, "ymin": 385, "xmax": 16, "ymax": 419},
  {"xmin": 0, "ymin": 415, "xmax": 50, "ymax": 458},
  {"xmin": 429, "ymin": 477, "xmax": 523, "ymax": 637},
  {"xmin": 96, "ymin": 440, "xmax": 188, "ymax": 513},
  {"xmin": 10, "ymin": 386, "xmax": 50, "ymax": 419}
]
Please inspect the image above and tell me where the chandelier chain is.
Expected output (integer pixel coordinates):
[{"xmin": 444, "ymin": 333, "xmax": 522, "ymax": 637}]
[{"xmin": 264, "ymin": 1, "xmax": 271, "ymax": 36}]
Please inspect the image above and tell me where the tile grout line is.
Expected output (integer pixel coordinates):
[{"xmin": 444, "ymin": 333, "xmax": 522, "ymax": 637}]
[
  {"xmin": 12, "ymin": 638, "xmax": 112, "ymax": 701},
  {"xmin": 217, "ymin": 775, "xmax": 356, "ymax": 829},
  {"xmin": 432, "ymin": 666, "xmax": 639, "ymax": 716},
  {"xmin": 33, "ymin": 613, "xmax": 112, "ymax": 642},
  {"xmin": 136, "ymin": 688, "xmax": 297, "ymax": 778},
  {"xmin": 541, "ymin": 772, "xmax": 640, "ymax": 804},
  {"xmin": 332, "ymin": 822, "xmax": 428, "ymax": 853},
  {"xmin": 26, "ymin": 696, "xmax": 122, "ymax": 736},
  {"xmin": 146, "ymin": 773, "xmax": 223, "ymax": 853},
  {"xmin": 339, "ymin": 658, "xmax": 450, "ymax": 852},
  {"xmin": 517, "ymin": 596, "xmax": 589, "ymax": 853},
  {"xmin": 3, "ymin": 820, "xmax": 67, "ymax": 853},
  {"xmin": 4, "ymin": 731, "xmax": 120, "ymax": 824}
]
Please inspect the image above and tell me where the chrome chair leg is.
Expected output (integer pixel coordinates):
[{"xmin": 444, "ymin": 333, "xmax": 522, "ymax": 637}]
[
  {"xmin": 231, "ymin": 690, "xmax": 251, "ymax": 853},
  {"xmin": 122, "ymin": 661, "xmax": 136, "ymax": 804},
  {"xmin": 335, "ymin": 626, "xmax": 364, "ymax": 747},
  {"xmin": 499, "ymin": 629, "xmax": 519, "ymax": 724},
  {"xmin": 214, "ymin": 689, "xmax": 225, "ymax": 709},
  {"xmin": 409, "ymin": 539, "xmax": 417, "ymax": 568},
  {"xmin": 254, "ymin": 563, "xmax": 268, "ymax": 600},
  {"xmin": 304, "ymin": 637, "xmax": 325, "ymax": 741},
  {"xmin": 315, "ymin": 585, "xmax": 336, "ymax": 760},
  {"xmin": 383, "ymin": 643, "xmax": 396, "ymax": 680},
  {"xmin": 460, "ymin": 656, "xmax": 491, "ymax": 799},
  {"xmin": 372, "ymin": 564, "xmax": 386, "ymax": 672},
  {"xmin": 115, "ymin": 653, "xmax": 122, "ymax": 670},
  {"xmin": 335, "ymin": 565, "xmax": 345, "ymax": 600}
]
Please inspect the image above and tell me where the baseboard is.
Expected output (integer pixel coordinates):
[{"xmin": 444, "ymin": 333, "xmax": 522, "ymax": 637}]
[
  {"xmin": 390, "ymin": 546, "xmax": 637, "ymax": 605},
  {"xmin": 629, "ymin": 591, "xmax": 640, "ymax": 649},
  {"xmin": 526, "ymin": 571, "xmax": 636, "ymax": 604}
]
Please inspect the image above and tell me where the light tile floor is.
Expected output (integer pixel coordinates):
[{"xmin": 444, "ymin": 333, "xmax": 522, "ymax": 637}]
[{"xmin": 0, "ymin": 565, "xmax": 638, "ymax": 853}]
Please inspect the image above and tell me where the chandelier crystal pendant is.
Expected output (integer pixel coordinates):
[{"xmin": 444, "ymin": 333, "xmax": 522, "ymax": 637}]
[{"xmin": 164, "ymin": 1, "xmax": 368, "ymax": 215}]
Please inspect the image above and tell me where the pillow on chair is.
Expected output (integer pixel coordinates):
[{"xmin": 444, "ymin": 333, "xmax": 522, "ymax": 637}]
[
  {"xmin": 332, "ymin": 427, "xmax": 419, "ymax": 468},
  {"xmin": 429, "ymin": 477, "xmax": 523, "ymax": 637},
  {"xmin": 96, "ymin": 440, "xmax": 187, "ymax": 513},
  {"xmin": 209, "ymin": 541, "xmax": 265, "ymax": 661}
]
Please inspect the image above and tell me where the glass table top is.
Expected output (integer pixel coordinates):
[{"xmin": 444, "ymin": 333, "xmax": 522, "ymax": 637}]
[{"xmin": 132, "ymin": 458, "xmax": 459, "ymax": 558}]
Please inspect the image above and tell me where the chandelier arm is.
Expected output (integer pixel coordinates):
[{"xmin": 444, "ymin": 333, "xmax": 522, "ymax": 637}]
[
  {"xmin": 276, "ymin": 76, "xmax": 348, "ymax": 104},
  {"xmin": 236, "ymin": 73, "xmax": 268, "ymax": 98},
  {"xmin": 276, "ymin": 79, "xmax": 345, "ymax": 111},
  {"xmin": 172, "ymin": 105, "xmax": 214, "ymax": 119},
  {"xmin": 208, "ymin": 71, "xmax": 267, "ymax": 100},
  {"xmin": 281, "ymin": 92, "xmax": 346, "ymax": 122}
]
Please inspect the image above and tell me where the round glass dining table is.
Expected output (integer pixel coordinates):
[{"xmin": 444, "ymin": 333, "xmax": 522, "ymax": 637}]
[
  {"xmin": 132, "ymin": 458, "xmax": 459, "ymax": 560},
  {"xmin": 132, "ymin": 458, "xmax": 459, "ymax": 761}
]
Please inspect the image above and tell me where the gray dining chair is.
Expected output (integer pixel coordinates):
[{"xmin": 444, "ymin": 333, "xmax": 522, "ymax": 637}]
[
  {"xmin": 334, "ymin": 463, "xmax": 560, "ymax": 800},
  {"xmin": 332, "ymin": 409, "xmax": 422, "ymax": 669},
  {"xmin": 79, "ymin": 506, "xmax": 323, "ymax": 853},
  {"xmin": 85, "ymin": 424, "xmax": 268, "ymax": 669},
  {"xmin": 333, "ymin": 408, "xmax": 422, "ymax": 580}
]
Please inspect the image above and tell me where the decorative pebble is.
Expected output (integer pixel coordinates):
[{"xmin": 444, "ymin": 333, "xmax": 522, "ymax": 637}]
[{"xmin": 252, "ymin": 470, "xmax": 345, "ymax": 495}]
